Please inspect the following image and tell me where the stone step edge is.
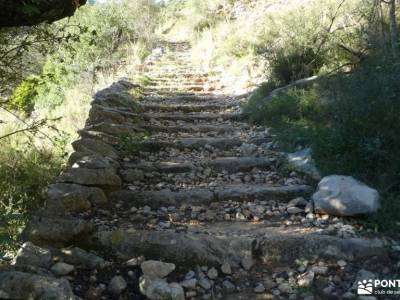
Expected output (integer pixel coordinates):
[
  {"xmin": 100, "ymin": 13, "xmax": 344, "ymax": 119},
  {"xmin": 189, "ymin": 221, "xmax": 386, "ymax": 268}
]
[
  {"xmin": 91, "ymin": 228, "xmax": 387, "ymax": 267},
  {"xmin": 110, "ymin": 184, "xmax": 314, "ymax": 208}
]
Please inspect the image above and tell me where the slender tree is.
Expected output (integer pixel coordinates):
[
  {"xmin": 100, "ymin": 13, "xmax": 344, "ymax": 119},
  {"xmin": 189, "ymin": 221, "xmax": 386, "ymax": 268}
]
[{"xmin": 389, "ymin": 0, "xmax": 398, "ymax": 58}]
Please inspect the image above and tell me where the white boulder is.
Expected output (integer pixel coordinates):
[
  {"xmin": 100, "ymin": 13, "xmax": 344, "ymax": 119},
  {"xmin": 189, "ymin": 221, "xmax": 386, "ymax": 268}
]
[{"xmin": 312, "ymin": 175, "xmax": 379, "ymax": 216}]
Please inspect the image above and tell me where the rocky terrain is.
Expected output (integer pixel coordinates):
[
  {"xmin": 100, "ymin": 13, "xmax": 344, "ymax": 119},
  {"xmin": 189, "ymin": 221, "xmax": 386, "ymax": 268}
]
[{"xmin": 1, "ymin": 42, "xmax": 399, "ymax": 300}]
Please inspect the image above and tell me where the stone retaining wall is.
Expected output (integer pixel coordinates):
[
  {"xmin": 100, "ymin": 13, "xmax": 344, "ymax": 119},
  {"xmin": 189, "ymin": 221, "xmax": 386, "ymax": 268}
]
[{"xmin": 22, "ymin": 79, "xmax": 138, "ymax": 247}]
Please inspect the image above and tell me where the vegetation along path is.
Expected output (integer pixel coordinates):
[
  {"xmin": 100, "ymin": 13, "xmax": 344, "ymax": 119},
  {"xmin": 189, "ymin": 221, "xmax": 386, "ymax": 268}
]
[{"xmin": 1, "ymin": 42, "xmax": 399, "ymax": 300}]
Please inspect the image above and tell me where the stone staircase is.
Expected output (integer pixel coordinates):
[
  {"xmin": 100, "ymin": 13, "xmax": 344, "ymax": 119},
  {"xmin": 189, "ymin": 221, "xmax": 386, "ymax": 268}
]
[{"xmin": 1, "ymin": 42, "xmax": 397, "ymax": 300}]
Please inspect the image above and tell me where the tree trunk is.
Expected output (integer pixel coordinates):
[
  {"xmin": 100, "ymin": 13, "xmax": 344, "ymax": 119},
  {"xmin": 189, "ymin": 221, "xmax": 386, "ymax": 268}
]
[
  {"xmin": 389, "ymin": 0, "xmax": 399, "ymax": 59},
  {"xmin": 0, "ymin": 0, "xmax": 87, "ymax": 27},
  {"xmin": 378, "ymin": 0, "xmax": 388, "ymax": 54}
]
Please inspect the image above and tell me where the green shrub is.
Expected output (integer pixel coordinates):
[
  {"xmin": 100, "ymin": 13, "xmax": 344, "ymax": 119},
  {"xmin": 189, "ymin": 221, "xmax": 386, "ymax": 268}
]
[
  {"xmin": 0, "ymin": 139, "xmax": 65, "ymax": 256},
  {"xmin": 244, "ymin": 56, "xmax": 400, "ymax": 232},
  {"xmin": 312, "ymin": 58, "xmax": 400, "ymax": 188},
  {"xmin": 7, "ymin": 75, "xmax": 40, "ymax": 116},
  {"xmin": 270, "ymin": 47, "xmax": 325, "ymax": 85},
  {"xmin": 119, "ymin": 133, "xmax": 149, "ymax": 154},
  {"xmin": 243, "ymin": 85, "xmax": 321, "ymax": 150}
]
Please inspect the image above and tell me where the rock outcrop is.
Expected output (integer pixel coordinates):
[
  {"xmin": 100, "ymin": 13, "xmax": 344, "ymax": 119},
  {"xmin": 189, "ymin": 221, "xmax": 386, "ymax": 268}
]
[{"xmin": 0, "ymin": 0, "xmax": 86, "ymax": 27}]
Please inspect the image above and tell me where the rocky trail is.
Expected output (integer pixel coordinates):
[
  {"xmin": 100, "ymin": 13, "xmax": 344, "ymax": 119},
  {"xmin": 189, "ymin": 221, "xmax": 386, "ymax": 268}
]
[{"xmin": 1, "ymin": 42, "xmax": 399, "ymax": 300}]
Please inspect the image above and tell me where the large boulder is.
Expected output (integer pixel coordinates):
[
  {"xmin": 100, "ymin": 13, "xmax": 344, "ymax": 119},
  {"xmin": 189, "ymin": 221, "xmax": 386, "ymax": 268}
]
[
  {"xmin": 23, "ymin": 215, "xmax": 93, "ymax": 246},
  {"xmin": 0, "ymin": 271, "xmax": 75, "ymax": 299},
  {"xmin": 57, "ymin": 167, "xmax": 121, "ymax": 189},
  {"xmin": 60, "ymin": 247, "xmax": 105, "ymax": 269},
  {"xmin": 12, "ymin": 242, "xmax": 52, "ymax": 268},
  {"xmin": 312, "ymin": 175, "xmax": 379, "ymax": 216},
  {"xmin": 45, "ymin": 183, "xmax": 107, "ymax": 212},
  {"xmin": 72, "ymin": 138, "xmax": 119, "ymax": 160}
]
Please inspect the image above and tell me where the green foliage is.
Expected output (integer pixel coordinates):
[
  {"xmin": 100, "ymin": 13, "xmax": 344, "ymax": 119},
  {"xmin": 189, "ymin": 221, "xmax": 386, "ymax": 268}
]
[
  {"xmin": 0, "ymin": 139, "xmax": 66, "ymax": 256},
  {"xmin": 244, "ymin": 56, "xmax": 400, "ymax": 232},
  {"xmin": 312, "ymin": 59, "xmax": 400, "ymax": 188},
  {"xmin": 243, "ymin": 85, "xmax": 321, "ymax": 150},
  {"xmin": 0, "ymin": 142, "xmax": 65, "ymax": 213},
  {"xmin": 119, "ymin": 133, "xmax": 149, "ymax": 154},
  {"xmin": 170, "ymin": 0, "xmax": 368, "ymax": 83},
  {"xmin": 7, "ymin": 76, "xmax": 40, "ymax": 116},
  {"xmin": 270, "ymin": 47, "xmax": 324, "ymax": 85}
]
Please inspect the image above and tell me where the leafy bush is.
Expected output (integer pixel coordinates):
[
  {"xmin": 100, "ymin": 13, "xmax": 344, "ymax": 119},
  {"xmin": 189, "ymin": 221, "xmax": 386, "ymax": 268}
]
[
  {"xmin": 243, "ymin": 85, "xmax": 321, "ymax": 150},
  {"xmin": 0, "ymin": 139, "xmax": 66, "ymax": 256},
  {"xmin": 7, "ymin": 76, "xmax": 40, "ymax": 116},
  {"xmin": 270, "ymin": 47, "xmax": 325, "ymax": 85},
  {"xmin": 312, "ymin": 58, "xmax": 400, "ymax": 188},
  {"xmin": 244, "ymin": 56, "xmax": 400, "ymax": 232}
]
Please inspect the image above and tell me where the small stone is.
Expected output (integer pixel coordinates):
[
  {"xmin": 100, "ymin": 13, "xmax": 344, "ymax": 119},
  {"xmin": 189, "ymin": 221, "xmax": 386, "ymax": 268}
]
[
  {"xmin": 51, "ymin": 262, "xmax": 75, "ymax": 276},
  {"xmin": 297, "ymin": 271, "xmax": 314, "ymax": 288},
  {"xmin": 241, "ymin": 256, "xmax": 254, "ymax": 271},
  {"xmin": 108, "ymin": 276, "xmax": 127, "ymax": 295},
  {"xmin": 207, "ymin": 267, "xmax": 218, "ymax": 279},
  {"xmin": 186, "ymin": 291, "xmax": 197, "ymax": 297},
  {"xmin": 141, "ymin": 260, "xmax": 176, "ymax": 278},
  {"xmin": 287, "ymin": 197, "xmax": 308, "ymax": 208},
  {"xmin": 140, "ymin": 277, "xmax": 184, "ymax": 300},
  {"xmin": 85, "ymin": 286, "xmax": 104, "ymax": 300},
  {"xmin": 287, "ymin": 207, "xmax": 304, "ymax": 214},
  {"xmin": 222, "ymin": 280, "xmax": 236, "ymax": 293},
  {"xmin": 185, "ymin": 270, "xmax": 195, "ymax": 280},
  {"xmin": 61, "ymin": 247, "xmax": 104, "ymax": 269},
  {"xmin": 169, "ymin": 283, "xmax": 185, "ymax": 300},
  {"xmin": 337, "ymin": 260, "xmax": 347, "ymax": 268},
  {"xmin": 126, "ymin": 255, "xmax": 145, "ymax": 267},
  {"xmin": 198, "ymin": 278, "xmax": 212, "ymax": 290},
  {"xmin": 181, "ymin": 278, "xmax": 197, "ymax": 289},
  {"xmin": 278, "ymin": 283, "xmax": 292, "ymax": 294},
  {"xmin": 312, "ymin": 265, "xmax": 328, "ymax": 275},
  {"xmin": 323, "ymin": 285, "xmax": 334, "ymax": 294},
  {"xmin": 239, "ymin": 143, "xmax": 258, "ymax": 156},
  {"xmin": 254, "ymin": 283, "xmax": 265, "ymax": 293},
  {"xmin": 236, "ymin": 212, "xmax": 246, "ymax": 221},
  {"xmin": 221, "ymin": 262, "xmax": 232, "ymax": 275}
]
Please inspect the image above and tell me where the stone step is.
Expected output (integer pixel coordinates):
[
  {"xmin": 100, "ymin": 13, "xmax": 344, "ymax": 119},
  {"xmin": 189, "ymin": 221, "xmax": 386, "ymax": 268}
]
[
  {"xmin": 110, "ymin": 184, "xmax": 313, "ymax": 208},
  {"xmin": 91, "ymin": 223, "xmax": 387, "ymax": 267},
  {"xmin": 147, "ymin": 112, "xmax": 238, "ymax": 122},
  {"xmin": 81, "ymin": 121, "xmax": 243, "ymax": 138},
  {"xmin": 144, "ymin": 86, "xmax": 207, "ymax": 93},
  {"xmin": 145, "ymin": 72, "xmax": 210, "ymax": 79},
  {"xmin": 140, "ymin": 103, "xmax": 238, "ymax": 113},
  {"xmin": 143, "ymin": 137, "xmax": 244, "ymax": 151},
  {"xmin": 144, "ymin": 94, "xmax": 233, "ymax": 103},
  {"xmin": 147, "ymin": 85, "xmax": 207, "ymax": 92},
  {"xmin": 141, "ymin": 123, "xmax": 244, "ymax": 134},
  {"xmin": 121, "ymin": 157, "xmax": 274, "ymax": 174},
  {"xmin": 89, "ymin": 104, "xmax": 238, "ymax": 123}
]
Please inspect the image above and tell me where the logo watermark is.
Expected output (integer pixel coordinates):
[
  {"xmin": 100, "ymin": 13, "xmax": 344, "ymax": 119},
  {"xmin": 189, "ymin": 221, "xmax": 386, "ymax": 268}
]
[{"xmin": 357, "ymin": 279, "xmax": 400, "ymax": 296}]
